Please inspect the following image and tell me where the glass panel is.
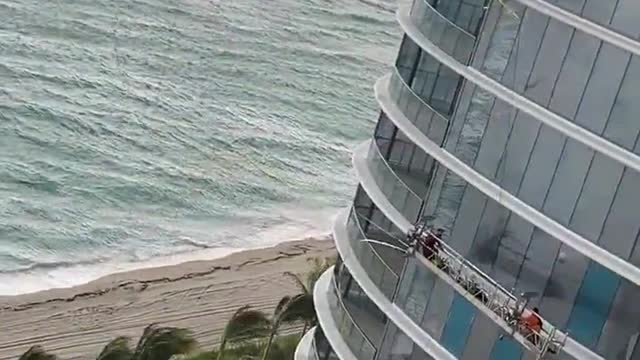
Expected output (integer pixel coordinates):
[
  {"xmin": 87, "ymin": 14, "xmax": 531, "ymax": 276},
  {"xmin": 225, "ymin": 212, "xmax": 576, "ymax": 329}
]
[
  {"xmin": 388, "ymin": 69, "xmax": 450, "ymax": 147},
  {"xmin": 326, "ymin": 273, "xmax": 377, "ymax": 360},
  {"xmin": 366, "ymin": 139, "xmax": 424, "ymax": 226},
  {"xmin": 489, "ymin": 336, "xmax": 522, "ymax": 360},
  {"xmin": 565, "ymin": 262, "xmax": 621, "ymax": 348},
  {"xmin": 314, "ymin": 328, "xmax": 340, "ymax": 360},
  {"xmin": 434, "ymin": 0, "xmax": 487, "ymax": 35},
  {"xmin": 396, "ymin": 34, "xmax": 422, "ymax": 81},
  {"xmin": 361, "ymin": 343, "xmax": 376, "ymax": 360},
  {"xmin": 310, "ymin": 331, "xmax": 319, "ymax": 360},
  {"xmin": 395, "ymin": 257, "xmax": 436, "ymax": 323},
  {"xmin": 346, "ymin": 208, "xmax": 404, "ymax": 299},
  {"xmin": 410, "ymin": 0, "xmax": 476, "ymax": 64},
  {"xmin": 633, "ymin": 334, "xmax": 640, "ymax": 360},
  {"xmin": 440, "ymin": 294, "xmax": 476, "ymax": 356}
]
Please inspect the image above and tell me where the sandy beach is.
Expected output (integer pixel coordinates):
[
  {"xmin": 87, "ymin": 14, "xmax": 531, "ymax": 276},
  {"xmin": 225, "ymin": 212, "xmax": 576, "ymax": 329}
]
[{"xmin": 0, "ymin": 237, "xmax": 335, "ymax": 360}]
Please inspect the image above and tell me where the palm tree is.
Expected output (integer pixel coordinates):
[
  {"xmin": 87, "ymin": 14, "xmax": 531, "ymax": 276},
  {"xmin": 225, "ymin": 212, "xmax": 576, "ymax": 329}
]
[
  {"xmin": 260, "ymin": 294, "xmax": 314, "ymax": 360},
  {"xmin": 251, "ymin": 257, "xmax": 334, "ymax": 360},
  {"xmin": 262, "ymin": 334, "xmax": 298, "ymax": 360},
  {"xmin": 133, "ymin": 325, "xmax": 196, "ymax": 360},
  {"xmin": 96, "ymin": 324, "xmax": 196, "ymax": 360},
  {"xmin": 187, "ymin": 333, "xmax": 298, "ymax": 360},
  {"xmin": 217, "ymin": 306, "xmax": 271, "ymax": 360},
  {"xmin": 18, "ymin": 346, "xmax": 57, "ymax": 360},
  {"xmin": 96, "ymin": 337, "xmax": 132, "ymax": 360},
  {"xmin": 282, "ymin": 256, "xmax": 334, "ymax": 334}
]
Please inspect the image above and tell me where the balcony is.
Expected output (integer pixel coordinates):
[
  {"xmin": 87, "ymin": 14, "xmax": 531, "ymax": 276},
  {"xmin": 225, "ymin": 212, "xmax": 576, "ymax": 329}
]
[
  {"xmin": 345, "ymin": 207, "xmax": 404, "ymax": 300},
  {"xmin": 353, "ymin": 139, "xmax": 431, "ymax": 231},
  {"xmin": 313, "ymin": 267, "xmax": 360, "ymax": 360},
  {"xmin": 333, "ymin": 207, "xmax": 458, "ymax": 360},
  {"xmin": 409, "ymin": 0, "xmax": 476, "ymax": 64},
  {"xmin": 294, "ymin": 327, "xmax": 317, "ymax": 360}
]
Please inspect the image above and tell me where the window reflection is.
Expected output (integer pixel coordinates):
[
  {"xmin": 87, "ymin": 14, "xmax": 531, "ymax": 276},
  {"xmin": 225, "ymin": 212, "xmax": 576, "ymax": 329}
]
[{"xmin": 314, "ymin": 328, "xmax": 340, "ymax": 360}]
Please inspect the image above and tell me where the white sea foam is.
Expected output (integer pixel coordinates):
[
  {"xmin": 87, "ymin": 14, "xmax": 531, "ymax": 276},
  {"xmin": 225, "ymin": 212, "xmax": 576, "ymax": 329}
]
[{"xmin": 0, "ymin": 206, "xmax": 338, "ymax": 296}]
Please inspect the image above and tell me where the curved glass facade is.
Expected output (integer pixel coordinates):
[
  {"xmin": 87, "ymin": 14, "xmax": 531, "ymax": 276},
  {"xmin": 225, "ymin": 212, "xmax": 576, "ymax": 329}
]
[{"xmin": 302, "ymin": 0, "xmax": 640, "ymax": 359}]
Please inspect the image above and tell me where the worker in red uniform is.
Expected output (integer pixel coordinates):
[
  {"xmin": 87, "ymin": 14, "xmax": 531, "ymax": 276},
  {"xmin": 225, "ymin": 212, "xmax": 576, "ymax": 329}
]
[{"xmin": 519, "ymin": 307, "xmax": 543, "ymax": 345}]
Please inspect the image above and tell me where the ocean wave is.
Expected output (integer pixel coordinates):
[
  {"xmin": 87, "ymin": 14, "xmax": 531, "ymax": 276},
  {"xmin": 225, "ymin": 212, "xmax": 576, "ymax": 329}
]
[
  {"xmin": 345, "ymin": 11, "xmax": 392, "ymax": 25},
  {"xmin": 0, "ymin": 258, "xmax": 102, "ymax": 275},
  {"xmin": 314, "ymin": 6, "xmax": 394, "ymax": 27},
  {"xmin": 11, "ymin": 178, "xmax": 60, "ymax": 195},
  {"xmin": 177, "ymin": 237, "xmax": 216, "ymax": 250},
  {"xmin": 355, "ymin": 0, "xmax": 396, "ymax": 13},
  {"xmin": 1, "ymin": 164, "xmax": 62, "ymax": 195},
  {"xmin": 0, "ymin": 206, "xmax": 338, "ymax": 295}
]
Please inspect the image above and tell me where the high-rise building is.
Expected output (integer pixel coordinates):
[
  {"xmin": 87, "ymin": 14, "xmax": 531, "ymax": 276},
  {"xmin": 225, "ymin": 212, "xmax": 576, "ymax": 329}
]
[{"xmin": 295, "ymin": 0, "xmax": 640, "ymax": 359}]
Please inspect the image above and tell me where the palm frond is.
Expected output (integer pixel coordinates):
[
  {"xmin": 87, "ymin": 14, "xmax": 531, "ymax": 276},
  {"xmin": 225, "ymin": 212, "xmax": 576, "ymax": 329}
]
[
  {"xmin": 18, "ymin": 346, "xmax": 57, "ymax": 360},
  {"xmin": 264, "ymin": 335, "xmax": 299, "ymax": 360},
  {"xmin": 217, "ymin": 330, "xmax": 269, "ymax": 360},
  {"xmin": 222, "ymin": 306, "xmax": 271, "ymax": 344},
  {"xmin": 134, "ymin": 324, "xmax": 157, "ymax": 356},
  {"xmin": 274, "ymin": 296, "xmax": 291, "ymax": 319},
  {"xmin": 133, "ymin": 324, "xmax": 197, "ymax": 360},
  {"xmin": 223, "ymin": 341, "xmax": 263, "ymax": 357},
  {"xmin": 277, "ymin": 294, "xmax": 315, "ymax": 324},
  {"xmin": 282, "ymin": 272, "xmax": 308, "ymax": 294},
  {"xmin": 207, "ymin": 335, "xmax": 301, "ymax": 360},
  {"xmin": 181, "ymin": 351, "xmax": 216, "ymax": 360},
  {"xmin": 97, "ymin": 337, "xmax": 133, "ymax": 360},
  {"xmin": 304, "ymin": 257, "xmax": 333, "ymax": 291}
]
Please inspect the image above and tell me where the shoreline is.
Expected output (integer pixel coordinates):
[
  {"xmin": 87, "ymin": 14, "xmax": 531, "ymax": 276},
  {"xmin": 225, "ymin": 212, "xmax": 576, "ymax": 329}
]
[
  {"xmin": 0, "ymin": 230, "xmax": 334, "ymax": 297},
  {"xmin": 0, "ymin": 237, "xmax": 336, "ymax": 360},
  {"xmin": 0, "ymin": 246, "xmax": 244, "ymax": 298}
]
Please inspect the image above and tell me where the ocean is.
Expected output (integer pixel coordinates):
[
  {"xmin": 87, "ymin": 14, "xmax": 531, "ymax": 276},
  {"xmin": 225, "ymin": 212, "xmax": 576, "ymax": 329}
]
[{"xmin": 0, "ymin": 0, "xmax": 400, "ymax": 295}]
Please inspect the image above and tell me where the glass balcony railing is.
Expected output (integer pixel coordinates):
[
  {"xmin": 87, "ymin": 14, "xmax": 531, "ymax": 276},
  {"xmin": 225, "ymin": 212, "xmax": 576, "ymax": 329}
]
[
  {"xmin": 410, "ymin": 0, "xmax": 476, "ymax": 64},
  {"xmin": 310, "ymin": 331, "xmax": 319, "ymax": 360},
  {"xmin": 346, "ymin": 208, "xmax": 406, "ymax": 299},
  {"xmin": 313, "ymin": 327, "xmax": 339, "ymax": 360},
  {"xmin": 327, "ymin": 272, "xmax": 377, "ymax": 360},
  {"xmin": 366, "ymin": 140, "xmax": 425, "ymax": 224},
  {"xmin": 387, "ymin": 68, "xmax": 450, "ymax": 147}
]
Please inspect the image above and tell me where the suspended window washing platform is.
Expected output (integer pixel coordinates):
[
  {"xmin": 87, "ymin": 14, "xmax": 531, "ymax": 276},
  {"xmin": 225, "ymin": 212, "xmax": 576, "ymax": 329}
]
[{"xmin": 407, "ymin": 227, "xmax": 568, "ymax": 360}]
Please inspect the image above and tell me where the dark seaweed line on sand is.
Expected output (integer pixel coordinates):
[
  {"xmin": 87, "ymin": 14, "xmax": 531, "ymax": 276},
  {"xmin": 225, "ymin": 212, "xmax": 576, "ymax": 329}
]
[{"xmin": 0, "ymin": 243, "xmax": 328, "ymax": 312}]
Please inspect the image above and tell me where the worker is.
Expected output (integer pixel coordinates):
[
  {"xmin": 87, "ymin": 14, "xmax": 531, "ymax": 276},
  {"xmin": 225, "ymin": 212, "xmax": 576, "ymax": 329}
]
[
  {"xmin": 420, "ymin": 227, "xmax": 444, "ymax": 260},
  {"xmin": 519, "ymin": 307, "xmax": 543, "ymax": 345}
]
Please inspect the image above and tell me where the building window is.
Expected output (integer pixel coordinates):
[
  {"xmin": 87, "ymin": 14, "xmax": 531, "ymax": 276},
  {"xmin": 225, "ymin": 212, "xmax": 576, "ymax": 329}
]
[
  {"xmin": 441, "ymin": 293, "xmax": 476, "ymax": 356},
  {"xmin": 565, "ymin": 262, "xmax": 620, "ymax": 348}
]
